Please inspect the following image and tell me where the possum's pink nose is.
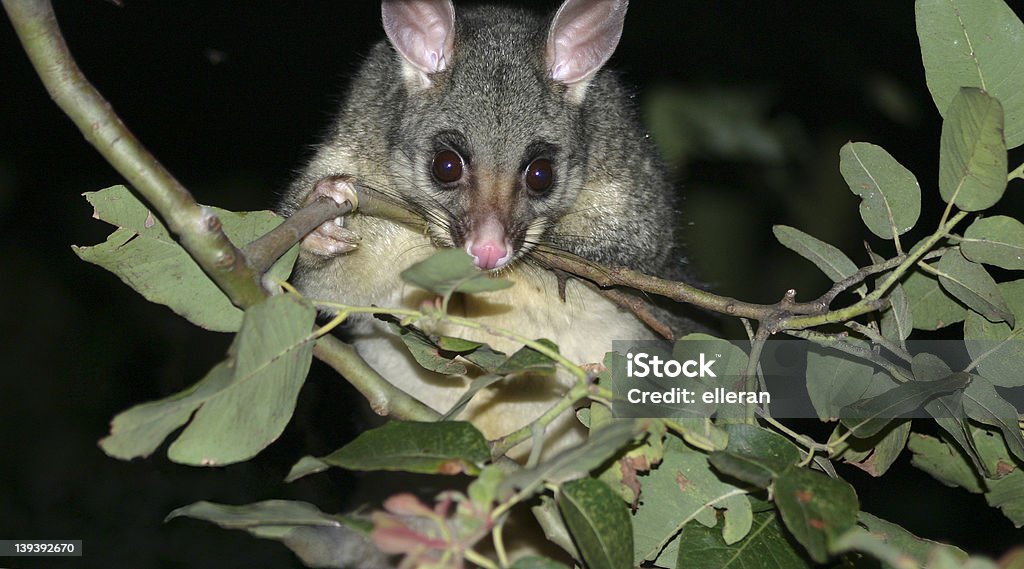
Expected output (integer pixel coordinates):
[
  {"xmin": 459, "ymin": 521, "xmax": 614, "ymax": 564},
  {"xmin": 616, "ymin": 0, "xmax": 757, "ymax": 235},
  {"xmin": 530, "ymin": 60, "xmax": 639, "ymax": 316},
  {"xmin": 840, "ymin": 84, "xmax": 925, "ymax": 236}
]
[
  {"xmin": 466, "ymin": 218, "xmax": 512, "ymax": 270},
  {"xmin": 469, "ymin": 242, "xmax": 508, "ymax": 270}
]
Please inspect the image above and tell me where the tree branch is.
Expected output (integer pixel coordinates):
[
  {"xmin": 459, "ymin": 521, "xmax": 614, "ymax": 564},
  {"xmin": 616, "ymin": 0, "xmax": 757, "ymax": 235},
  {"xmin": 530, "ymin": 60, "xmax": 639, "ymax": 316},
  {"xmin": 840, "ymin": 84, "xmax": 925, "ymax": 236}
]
[
  {"xmin": 4, "ymin": 0, "xmax": 265, "ymax": 308},
  {"xmin": 244, "ymin": 196, "xmax": 351, "ymax": 274},
  {"xmin": 313, "ymin": 335, "xmax": 440, "ymax": 421}
]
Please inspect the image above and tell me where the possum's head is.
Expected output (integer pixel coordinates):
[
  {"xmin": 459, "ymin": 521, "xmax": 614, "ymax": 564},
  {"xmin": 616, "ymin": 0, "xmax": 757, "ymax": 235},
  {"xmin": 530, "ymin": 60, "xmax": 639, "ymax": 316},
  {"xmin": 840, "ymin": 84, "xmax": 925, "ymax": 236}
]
[{"xmin": 381, "ymin": 0, "xmax": 628, "ymax": 270}]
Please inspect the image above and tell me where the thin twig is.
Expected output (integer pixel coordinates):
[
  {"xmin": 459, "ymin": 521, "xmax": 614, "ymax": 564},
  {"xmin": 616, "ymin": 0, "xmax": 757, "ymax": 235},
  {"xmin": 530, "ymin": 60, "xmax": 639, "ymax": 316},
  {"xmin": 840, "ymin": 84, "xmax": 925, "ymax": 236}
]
[
  {"xmin": 818, "ymin": 254, "xmax": 906, "ymax": 307},
  {"xmin": 598, "ymin": 288, "xmax": 674, "ymax": 340},
  {"xmin": 845, "ymin": 321, "xmax": 913, "ymax": 364},
  {"xmin": 532, "ymin": 251, "xmax": 819, "ymax": 320},
  {"xmin": 784, "ymin": 329, "xmax": 914, "ymax": 383},
  {"xmin": 756, "ymin": 409, "xmax": 829, "ymax": 453},
  {"xmin": 490, "ymin": 384, "xmax": 591, "ymax": 458}
]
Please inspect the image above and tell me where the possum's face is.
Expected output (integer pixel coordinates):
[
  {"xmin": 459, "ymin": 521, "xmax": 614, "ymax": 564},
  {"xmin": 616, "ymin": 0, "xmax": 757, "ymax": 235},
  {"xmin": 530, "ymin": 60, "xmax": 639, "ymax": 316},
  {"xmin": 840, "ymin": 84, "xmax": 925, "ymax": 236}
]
[
  {"xmin": 381, "ymin": 0, "xmax": 628, "ymax": 271},
  {"xmin": 394, "ymin": 87, "xmax": 586, "ymax": 271}
]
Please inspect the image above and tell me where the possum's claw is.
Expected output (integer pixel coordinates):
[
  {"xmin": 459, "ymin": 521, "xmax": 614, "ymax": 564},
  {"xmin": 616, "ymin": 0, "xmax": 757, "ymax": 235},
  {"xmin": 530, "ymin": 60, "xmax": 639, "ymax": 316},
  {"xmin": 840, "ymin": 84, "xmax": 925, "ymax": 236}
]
[{"xmin": 302, "ymin": 175, "xmax": 361, "ymax": 257}]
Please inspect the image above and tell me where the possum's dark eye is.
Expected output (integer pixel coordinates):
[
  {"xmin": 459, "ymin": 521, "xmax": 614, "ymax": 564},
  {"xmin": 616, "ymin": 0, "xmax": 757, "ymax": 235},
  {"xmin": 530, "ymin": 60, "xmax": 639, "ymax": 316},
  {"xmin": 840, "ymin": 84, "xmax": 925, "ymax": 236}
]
[
  {"xmin": 525, "ymin": 158, "xmax": 554, "ymax": 193},
  {"xmin": 431, "ymin": 150, "xmax": 464, "ymax": 184}
]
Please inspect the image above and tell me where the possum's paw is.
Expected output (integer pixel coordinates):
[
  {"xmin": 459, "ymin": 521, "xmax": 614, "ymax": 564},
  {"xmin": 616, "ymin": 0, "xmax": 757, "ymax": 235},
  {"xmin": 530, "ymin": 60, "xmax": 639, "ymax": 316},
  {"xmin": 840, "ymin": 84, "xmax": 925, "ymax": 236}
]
[{"xmin": 302, "ymin": 175, "xmax": 361, "ymax": 257}]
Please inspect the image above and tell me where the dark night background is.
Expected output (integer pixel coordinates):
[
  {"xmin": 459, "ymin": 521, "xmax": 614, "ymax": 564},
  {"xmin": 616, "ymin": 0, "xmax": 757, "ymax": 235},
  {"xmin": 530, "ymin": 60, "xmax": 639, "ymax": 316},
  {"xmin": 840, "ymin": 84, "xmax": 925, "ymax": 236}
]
[{"xmin": 2, "ymin": 1, "xmax": 1023, "ymax": 567}]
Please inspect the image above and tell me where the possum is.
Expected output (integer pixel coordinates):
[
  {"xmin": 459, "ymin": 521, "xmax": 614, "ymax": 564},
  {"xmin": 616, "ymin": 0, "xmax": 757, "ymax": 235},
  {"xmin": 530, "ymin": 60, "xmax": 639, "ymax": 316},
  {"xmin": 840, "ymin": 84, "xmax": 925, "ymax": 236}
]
[{"xmin": 278, "ymin": 0, "xmax": 688, "ymax": 460}]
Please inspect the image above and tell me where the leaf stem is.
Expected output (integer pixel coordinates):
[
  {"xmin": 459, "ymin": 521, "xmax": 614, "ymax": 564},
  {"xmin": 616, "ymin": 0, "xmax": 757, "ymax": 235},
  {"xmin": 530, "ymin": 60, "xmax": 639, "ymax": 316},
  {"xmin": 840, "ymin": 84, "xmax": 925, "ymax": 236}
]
[
  {"xmin": 464, "ymin": 549, "xmax": 499, "ymax": 569},
  {"xmin": 1009, "ymin": 162, "xmax": 1024, "ymax": 183},
  {"xmin": 784, "ymin": 329, "xmax": 913, "ymax": 383},
  {"xmin": 845, "ymin": 321, "xmax": 912, "ymax": 364},
  {"xmin": 645, "ymin": 488, "xmax": 749, "ymax": 563},
  {"xmin": 756, "ymin": 409, "xmax": 829, "ymax": 453},
  {"xmin": 491, "ymin": 523, "xmax": 510, "ymax": 569},
  {"xmin": 490, "ymin": 384, "xmax": 591, "ymax": 458}
]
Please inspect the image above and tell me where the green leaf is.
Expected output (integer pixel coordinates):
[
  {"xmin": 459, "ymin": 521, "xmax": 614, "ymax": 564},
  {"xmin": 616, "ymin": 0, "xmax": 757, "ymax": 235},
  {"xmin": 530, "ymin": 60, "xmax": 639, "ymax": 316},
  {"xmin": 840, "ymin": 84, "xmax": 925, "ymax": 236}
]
[
  {"xmin": 867, "ymin": 250, "xmax": 914, "ymax": 346},
  {"xmin": 99, "ymin": 360, "xmax": 233, "ymax": 460},
  {"xmin": 912, "ymin": 426, "xmax": 1024, "ymax": 527},
  {"xmin": 834, "ymin": 527, "xmax": 969, "ymax": 569},
  {"xmin": 399, "ymin": 249, "xmax": 513, "ymax": 297},
  {"xmin": 440, "ymin": 374, "xmax": 504, "ymax": 420},
  {"xmin": 924, "ymin": 390, "xmax": 988, "ymax": 476},
  {"xmin": 509, "ymin": 557, "xmax": 572, "ymax": 569},
  {"xmin": 75, "ymin": 187, "xmax": 240, "ymax": 332},
  {"xmin": 426, "ymin": 334, "xmax": 509, "ymax": 373},
  {"xmin": 558, "ymin": 478, "xmax": 634, "ymax": 569},
  {"xmin": 912, "ymin": 351, "xmax": 954, "ymax": 383},
  {"xmin": 903, "ymin": 267, "xmax": 967, "ymax": 330},
  {"xmin": 285, "ymin": 455, "xmax": 330, "ymax": 483},
  {"xmin": 99, "ymin": 294, "xmax": 316, "ymax": 465},
  {"xmin": 166, "ymin": 295, "xmax": 315, "ymax": 465},
  {"xmin": 852, "ymin": 512, "xmax": 968, "ymax": 567},
  {"xmin": 634, "ymin": 436, "xmax": 752, "ymax": 564},
  {"xmin": 909, "ymin": 433, "xmax": 985, "ymax": 493},
  {"xmin": 667, "ymin": 418, "xmax": 730, "ymax": 453},
  {"xmin": 917, "ymin": 0, "xmax": 1024, "ymax": 148},
  {"xmin": 436, "ymin": 336, "xmax": 484, "ymax": 352},
  {"xmin": 962, "ymin": 215, "xmax": 1024, "ymax": 270},
  {"xmin": 914, "ymin": 354, "xmax": 988, "ymax": 474},
  {"xmin": 962, "ymin": 376, "xmax": 1024, "ymax": 463},
  {"xmin": 985, "ymin": 463, "xmax": 1024, "ymax": 527},
  {"xmin": 673, "ymin": 334, "xmax": 751, "ymax": 423},
  {"xmin": 880, "ymin": 281, "xmax": 914, "ymax": 345},
  {"xmin": 74, "ymin": 186, "xmax": 297, "ymax": 333},
  {"xmin": 829, "ymin": 420, "xmax": 910, "ymax": 478},
  {"xmin": 532, "ymin": 496, "xmax": 581, "ymax": 561},
  {"xmin": 839, "ymin": 142, "xmax": 921, "ymax": 240},
  {"xmin": 166, "ymin": 499, "xmax": 362, "ymax": 531},
  {"xmin": 501, "ymin": 421, "xmax": 642, "ymax": 499},
  {"xmin": 805, "ymin": 346, "xmax": 875, "ymax": 422},
  {"xmin": 321, "ymin": 421, "xmax": 489, "ymax": 475},
  {"xmin": 774, "ymin": 467, "xmax": 859, "ymax": 563},
  {"xmin": 708, "ymin": 424, "xmax": 801, "ymax": 488},
  {"xmin": 390, "ymin": 324, "xmax": 469, "ymax": 375},
  {"xmin": 462, "ymin": 344, "xmax": 509, "ymax": 372},
  {"xmin": 676, "ymin": 511, "xmax": 813, "ymax": 569},
  {"xmin": 937, "ymin": 88, "xmax": 1008, "ymax": 211},
  {"xmin": 964, "ymin": 279, "xmax": 1024, "ymax": 387},
  {"xmin": 496, "ymin": 340, "xmax": 559, "ymax": 375},
  {"xmin": 772, "ymin": 225, "xmax": 859, "ymax": 283},
  {"xmin": 935, "ymin": 249, "xmax": 1013, "ymax": 325},
  {"xmin": 840, "ymin": 372, "xmax": 969, "ymax": 438},
  {"xmin": 468, "ymin": 465, "xmax": 506, "ymax": 511},
  {"xmin": 166, "ymin": 500, "xmax": 380, "ymax": 569}
]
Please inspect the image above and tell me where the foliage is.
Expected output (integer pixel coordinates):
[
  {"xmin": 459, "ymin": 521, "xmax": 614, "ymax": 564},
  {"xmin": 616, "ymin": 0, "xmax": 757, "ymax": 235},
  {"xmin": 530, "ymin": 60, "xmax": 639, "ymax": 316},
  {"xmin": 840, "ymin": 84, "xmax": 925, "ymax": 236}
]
[{"xmin": 65, "ymin": 0, "xmax": 1024, "ymax": 567}]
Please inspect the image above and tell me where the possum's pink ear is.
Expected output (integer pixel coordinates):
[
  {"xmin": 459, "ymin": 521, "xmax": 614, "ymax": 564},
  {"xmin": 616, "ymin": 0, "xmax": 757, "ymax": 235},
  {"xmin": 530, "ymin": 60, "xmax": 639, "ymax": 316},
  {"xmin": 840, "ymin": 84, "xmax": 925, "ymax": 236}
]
[
  {"xmin": 382, "ymin": 0, "xmax": 456, "ymax": 85},
  {"xmin": 546, "ymin": 0, "xmax": 627, "ymax": 86}
]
